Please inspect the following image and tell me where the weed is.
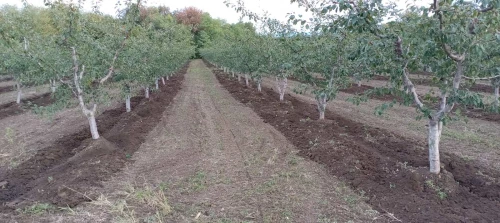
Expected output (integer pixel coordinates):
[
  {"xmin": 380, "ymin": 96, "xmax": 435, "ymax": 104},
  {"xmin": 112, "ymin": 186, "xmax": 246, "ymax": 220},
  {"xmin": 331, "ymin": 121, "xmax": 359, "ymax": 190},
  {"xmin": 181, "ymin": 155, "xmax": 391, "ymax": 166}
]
[
  {"xmin": 4, "ymin": 127, "xmax": 15, "ymax": 144},
  {"xmin": 17, "ymin": 203, "xmax": 55, "ymax": 215},
  {"xmin": 317, "ymin": 215, "xmax": 336, "ymax": 223},
  {"xmin": 309, "ymin": 138, "xmax": 320, "ymax": 148},
  {"xmin": 189, "ymin": 171, "xmax": 206, "ymax": 191},
  {"xmin": 437, "ymin": 191, "xmax": 448, "ymax": 200},
  {"xmin": 425, "ymin": 180, "xmax": 448, "ymax": 200}
]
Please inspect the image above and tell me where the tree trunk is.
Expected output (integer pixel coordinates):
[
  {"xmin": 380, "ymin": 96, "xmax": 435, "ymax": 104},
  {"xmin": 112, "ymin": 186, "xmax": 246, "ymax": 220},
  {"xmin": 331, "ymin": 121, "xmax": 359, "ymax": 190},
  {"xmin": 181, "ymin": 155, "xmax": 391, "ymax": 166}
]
[
  {"xmin": 245, "ymin": 74, "xmax": 249, "ymax": 87},
  {"xmin": 317, "ymin": 94, "xmax": 327, "ymax": 120},
  {"xmin": 277, "ymin": 77, "xmax": 288, "ymax": 101},
  {"xmin": 232, "ymin": 71, "xmax": 235, "ymax": 77},
  {"xmin": 88, "ymin": 112, "xmax": 99, "ymax": 139},
  {"xmin": 145, "ymin": 87, "xmax": 150, "ymax": 98},
  {"xmin": 494, "ymin": 86, "xmax": 499, "ymax": 109},
  {"xmin": 357, "ymin": 80, "xmax": 361, "ymax": 87},
  {"xmin": 155, "ymin": 79, "xmax": 159, "ymax": 90},
  {"xmin": 166, "ymin": 75, "xmax": 169, "ymax": 81},
  {"xmin": 50, "ymin": 80, "xmax": 57, "ymax": 93},
  {"xmin": 16, "ymin": 90, "xmax": 22, "ymax": 104},
  {"xmin": 238, "ymin": 74, "xmax": 241, "ymax": 82},
  {"xmin": 257, "ymin": 82, "xmax": 262, "ymax": 92},
  {"xmin": 16, "ymin": 83, "xmax": 22, "ymax": 104},
  {"xmin": 71, "ymin": 47, "xmax": 100, "ymax": 140},
  {"xmin": 428, "ymin": 119, "xmax": 442, "ymax": 174},
  {"xmin": 126, "ymin": 95, "xmax": 131, "ymax": 112},
  {"xmin": 161, "ymin": 77, "xmax": 166, "ymax": 85}
]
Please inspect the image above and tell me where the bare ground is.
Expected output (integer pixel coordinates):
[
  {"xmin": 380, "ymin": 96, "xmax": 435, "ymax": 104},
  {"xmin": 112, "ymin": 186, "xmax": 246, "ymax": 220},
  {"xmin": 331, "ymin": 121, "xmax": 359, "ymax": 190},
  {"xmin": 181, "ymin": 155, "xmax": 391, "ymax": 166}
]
[
  {"xmin": 263, "ymin": 77, "xmax": 500, "ymax": 172},
  {"xmin": 12, "ymin": 60, "xmax": 380, "ymax": 223},
  {"xmin": 0, "ymin": 85, "xmax": 51, "ymax": 106}
]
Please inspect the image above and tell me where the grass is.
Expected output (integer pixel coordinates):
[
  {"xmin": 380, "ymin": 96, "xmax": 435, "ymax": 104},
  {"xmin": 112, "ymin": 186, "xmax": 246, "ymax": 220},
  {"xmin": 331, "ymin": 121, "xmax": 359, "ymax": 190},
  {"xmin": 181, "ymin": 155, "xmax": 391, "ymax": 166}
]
[
  {"xmin": 88, "ymin": 184, "xmax": 173, "ymax": 223},
  {"xmin": 16, "ymin": 203, "xmax": 56, "ymax": 215},
  {"xmin": 425, "ymin": 180, "xmax": 448, "ymax": 200},
  {"xmin": 1, "ymin": 126, "xmax": 28, "ymax": 169},
  {"xmin": 189, "ymin": 171, "xmax": 207, "ymax": 192}
]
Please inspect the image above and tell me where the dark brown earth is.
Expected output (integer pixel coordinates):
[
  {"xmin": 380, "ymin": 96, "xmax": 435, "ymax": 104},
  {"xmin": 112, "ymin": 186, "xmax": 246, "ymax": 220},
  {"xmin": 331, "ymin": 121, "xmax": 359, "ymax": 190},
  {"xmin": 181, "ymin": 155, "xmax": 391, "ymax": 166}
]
[
  {"xmin": 372, "ymin": 75, "xmax": 389, "ymax": 81},
  {"xmin": 0, "ymin": 93, "xmax": 54, "ymax": 120},
  {"xmin": 0, "ymin": 65, "xmax": 187, "ymax": 211},
  {"xmin": 373, "ymin": 75, "xmax": 496, "ymax": 94},
  {"xmin": 0, "ymin": 77, "xmax": 13, "ymax": 82},
  {"xmin": 340, "ymin": 83, "xmax": 500, "ymax": 125},
  {"xmin": 339, "ymin": 84, "xmax": 399, "ymax": 101},
  {"xmin": 466, "ymin": 83, "xmax": 494, "ymax": 94},
  {"xmin": 0, "ymin": 86, "xmax": 14, "ymax": 94},
  {"xmin": 209, "ymin": 62, "xmax": 500, "ymax": 223}
]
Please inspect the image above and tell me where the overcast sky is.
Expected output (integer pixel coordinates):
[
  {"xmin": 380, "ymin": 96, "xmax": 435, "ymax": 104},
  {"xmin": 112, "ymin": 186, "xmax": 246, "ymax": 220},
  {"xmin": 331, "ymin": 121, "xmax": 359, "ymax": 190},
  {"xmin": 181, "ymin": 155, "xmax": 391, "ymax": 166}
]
[
  {"xmin": 0, "ymin": 0, "xmax": 432, "ymax": 23},
  {"xmin": 0, "ymin": 0, "xmax": 311, "ymax": 23}
]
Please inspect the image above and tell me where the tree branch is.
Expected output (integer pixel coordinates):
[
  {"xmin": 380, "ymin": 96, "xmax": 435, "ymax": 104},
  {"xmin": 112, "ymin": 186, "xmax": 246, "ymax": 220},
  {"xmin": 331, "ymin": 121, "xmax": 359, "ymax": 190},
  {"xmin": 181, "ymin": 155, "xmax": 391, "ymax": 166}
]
[
  {"xmin": 99, "ymin": 34, "xmax": 129, "ymax": 84},
  {"xmin": 433, "ymin": 0, "xmax": 466, "ymax": 62},
  {"xmin": 402, "ymin": 63, "xmax": 425, "ymax": 111}
]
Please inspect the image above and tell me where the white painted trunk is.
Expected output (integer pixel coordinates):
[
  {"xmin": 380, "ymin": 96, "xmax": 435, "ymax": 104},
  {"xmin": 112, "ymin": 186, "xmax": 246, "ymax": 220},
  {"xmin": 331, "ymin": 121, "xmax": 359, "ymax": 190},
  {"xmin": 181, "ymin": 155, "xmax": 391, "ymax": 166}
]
[
  {"xmin": 166, "ymin": 75, "xmax": 169, "ymax": 81},
  {"xmin": 232, "ymin": 71, "xmax": 235, "ymax": 77},
  {"xmin": 257, "ymin": 82, "xmax": 262, "ymax": 92},
  {"xmin": 126, "ymin": 95, "xmax": 131, "ymax": 112},
  {"xmin": 16, "ymin": 89, "xmax": 22, "ymax": 104},
  {"xmin": 357, "ymin": 80, "xmax": 361, "ymax": 87},
  {"xmin": 494, "ymin": 86, "xmax": 499, "ymax": 109},
  {"xmin": 428, "ymin": 120, "xmax": 442, "ymax": 174},
  {"xmin": 238, "ymin": 74, "xmax": 241, "ymax": 82},
  {"xmin": 277, "ymin": 78, "xmax": 288, "ymax": 101},
  {"xmin": 245, "ymin": 74, "xmax": 249, "ymax": 87},
  {"xmin": 317, "ymin": 94, "xmax": 327, "ymax": 120},
  {"xmin": 155, "ymin": 79, "xmax": 159, "ymax": 90},
  {"xmin": 161, "ymin": 77, "xmax": 166, "ymax": 85},
  {"xmin": 145, "ymin": 87, "xmax": 150, "ymax": 98},
  {"xmin": 88, "ymin": 112, "xmax": 99, "ymax": 139},
  {"xmin": 50, "ymin": 80, "xmax": 57, "ymax": 93}
]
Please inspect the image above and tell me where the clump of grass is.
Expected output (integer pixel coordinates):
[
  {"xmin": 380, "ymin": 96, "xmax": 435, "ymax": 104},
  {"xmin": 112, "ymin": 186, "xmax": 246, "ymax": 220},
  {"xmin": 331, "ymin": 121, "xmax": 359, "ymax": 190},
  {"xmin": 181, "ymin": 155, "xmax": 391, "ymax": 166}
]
[
  {"xmin": 126, "ymin": 185, "xmax": 172, "ymax": 216},
  {"xmin": 425, "ymin": 180, "xmax": 448, "ymax": 200},
  {"xmin": 189, "ymin": 171, "xmax": 206, "ymax": 192},
  {"xmin": 17, "ymin": 203, "xmax": 55, "ymax": 215},
  {"xmin": 91, "ymin": 184, "xmax": 173, "ymax": 222}
]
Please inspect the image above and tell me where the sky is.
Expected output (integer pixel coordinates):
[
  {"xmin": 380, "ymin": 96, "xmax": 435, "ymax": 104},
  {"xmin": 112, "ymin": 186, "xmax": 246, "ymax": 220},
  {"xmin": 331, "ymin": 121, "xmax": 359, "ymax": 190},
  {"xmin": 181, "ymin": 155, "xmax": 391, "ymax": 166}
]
[
  {"xmin": 0, "ymin": 0, "xmax": 433, "ymax": 24},
  {"xmin": 0, "ymin": 0, "xmax": 309, "ymax": 24}
]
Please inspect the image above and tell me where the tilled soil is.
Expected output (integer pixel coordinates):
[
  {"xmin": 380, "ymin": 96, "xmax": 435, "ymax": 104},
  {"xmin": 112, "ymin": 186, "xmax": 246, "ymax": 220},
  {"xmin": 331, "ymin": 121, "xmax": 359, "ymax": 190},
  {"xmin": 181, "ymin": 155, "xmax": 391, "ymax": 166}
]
[
  {"xmin": 0, "ymin": 77, "xmax": 13, "ymax": 82},
  {"xmin": 0, "ymin": 86, "xmax": 14, "ymax": 94},
  {"xmin": 341, "ymin": 83, "xmax": 500, "ymax": 124},
  {"xmin": 0, "ymin": 93, "xmax": 54, "ymax": 120},
  {"xmin": 339, "ymin": 84, "xmax": 398, "ymax": 101},
  {"xmin": 372, "ymin": 75, "xmax": 496, "ymax": 94},
  {"xmin": 211, "ymin": 63, "xmax": 500, "ymax": 222},
  {"xmin": 0, "ymin": 66, "xmax": 187, "ymax": 211},
  {"xmin": 81, "ymin": 60, "xmax": 377, "ymax": 222}
]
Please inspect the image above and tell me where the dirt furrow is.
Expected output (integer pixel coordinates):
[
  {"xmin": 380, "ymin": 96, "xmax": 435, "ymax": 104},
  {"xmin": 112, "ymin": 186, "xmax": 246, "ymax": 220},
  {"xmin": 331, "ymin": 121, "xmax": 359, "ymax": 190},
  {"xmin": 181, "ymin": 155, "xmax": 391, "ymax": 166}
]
[
  {"xmin": 0, "ymin": 65, "xmax": 187, "ymax": 211},
  {"xmin": 59, "ymin": 60, "xmax": 378, "ymax": 223},
  {"xmin": 210, "ymin": 63, "xmax": 500, "ymax": 222}
]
